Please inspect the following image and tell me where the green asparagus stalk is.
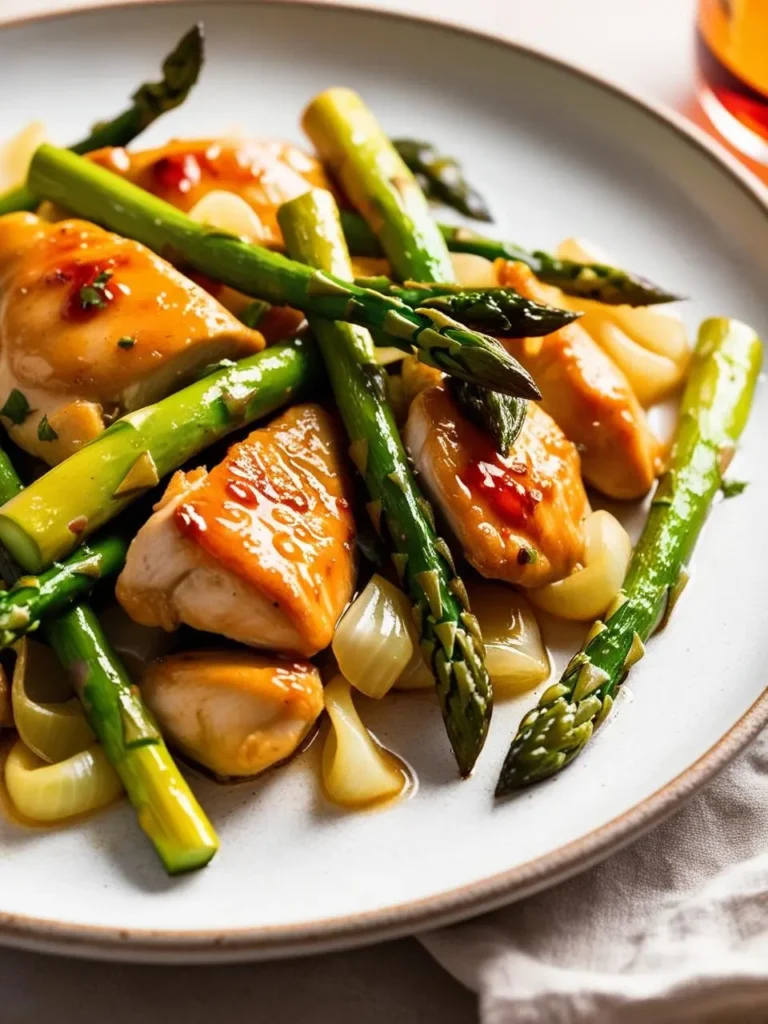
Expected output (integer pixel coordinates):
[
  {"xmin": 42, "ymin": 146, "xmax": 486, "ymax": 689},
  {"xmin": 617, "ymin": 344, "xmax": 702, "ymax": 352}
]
[
  {"xmin": 46, "ymin": 605, "xmax": 218, "ymax": 874},
  {"xmin": 303, "ymin": 89, "xmax": 454, "ymax": 282},
  {"xmin": 0, "ymin": 24, "xmax": 204, "ymax": 217},
  {"xmin": 496, "ymin": 317, "xmax": 762, "ymax": 794},
  {"xmin": 392, "ymin": 139, "xmax": 492, "ymax": 222},
  {"xmin": 0, "ymin": 446, "xmax": 218, "ymax": 873},
  {"xmin": 0, "ymin": 340, "xmax": 319, "ymax": 573},
  {"xmin": 0, "ymin": 531, "xmax": 129, "ymax": 648},
  {"xmin": 279, "ymin": 189, "xmax": 492, "ymax": 777},
  {"xmin": 303, "ymin": 88, "xmax": 527, "ymax": 455},
  {"xmin": 355, "ymin": 276, "xmax": 578, "ymax": 337},
  {"xmin": 28, "ymin": 145, "xmax": 539, "ymax": 400},
  {"xmin": 340, "ymin": 211, "xmax": 681, "ymax": 307}
]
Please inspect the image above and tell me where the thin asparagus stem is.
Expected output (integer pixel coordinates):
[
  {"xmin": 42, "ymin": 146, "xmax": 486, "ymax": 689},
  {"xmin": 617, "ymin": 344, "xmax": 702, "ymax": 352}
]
[
  {"xmin": 392, "ymin": 138, "xmax": 492, "ymax": 222},
  {"xmin": 279, "ymin": 189, "xmax": 492, "ymax": 777},
  {"xmin": 355, "ymin": 276, "xmax": 578, "ymax": 337},
  {"xmin": 0, "ymin": 444, "xmax": 218, "ymax": 872},
  {"xmin": 0, "ymin": 532, "xmax": 129, "ymax": 648},
  {"xmin": 304, "ymin": 87, "xmax": 526, "ymax": 454},
  {"xmin": 340, "ymin": 211, "xmax": 682, "ymax": 307},
  {"xmin": 0, "ymin": 340, "xmax": 319, "ymax": 572},
  {"xmin": 27, "ymin": 144, "xmax": 539, "ymax": 400},
  {"xmin": 0, "ymin": 24, "xmax": 204, "ymax": 216},
  {"xmin": 496, "ymin": 317, "xmax": 762, "ymax": 793}
]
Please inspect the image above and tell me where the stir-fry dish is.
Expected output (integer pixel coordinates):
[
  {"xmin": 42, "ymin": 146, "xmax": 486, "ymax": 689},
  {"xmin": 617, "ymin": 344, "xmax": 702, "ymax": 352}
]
[{"xmin": 0, "ymin": 24, "xmax": 761, "ymax": 875}]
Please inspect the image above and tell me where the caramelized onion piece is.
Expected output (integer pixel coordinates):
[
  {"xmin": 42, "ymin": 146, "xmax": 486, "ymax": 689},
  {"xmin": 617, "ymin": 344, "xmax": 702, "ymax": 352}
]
[
  {"xmin": 322, "ymin": 675, "xmax": 407, "ymax": 808},
  {"xmin": 4, "ymin": 739, "xmax": 121, "ymax": 822},
  {"xmin": 529, "ymin": 510, "xmax": 631, "ymax": 622},
  {"xmin": 332, "ymin": 575, "xmax": 414, "ymax": 699},
  {"xmin": 12, "ymin": 639, "xmax": 94, "ymax": 763},
  {"xmin": 188, "ymin": 189, "xmax": 269, "ymax": 243},
  {"xmin": 0, "ymin": 121, "xmax": 47, "ymax": 191}
]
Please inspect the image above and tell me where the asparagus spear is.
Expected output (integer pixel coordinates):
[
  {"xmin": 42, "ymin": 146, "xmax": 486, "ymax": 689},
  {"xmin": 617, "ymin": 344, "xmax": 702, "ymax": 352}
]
[
  {"xmin": 0, "ymin": 446, "xmax": 218, "ymax": 872},
  {"xmin": 0, "ymin": 24, "xmax": 204, "ymax": 217},
  {"xmin": 340, "ymin": 211, "xmax": 681, "ymax": 307},
  {"xmin": 0, "ymin": 532, "xmax": 129, "ymax": 648},
  {"xmin": 279, "ymin": 189, "xmax": 492, "ymax": 777},
  {"xmin": 28, "ymin": 145, "xmax": 539, "ymax": 400},
  {"xmin": 355, "ymin": 276, "xmax": 578, "ymax": 337},
  {"xmin": 393, "ymin": 139, "xmax": 492, "ymax": 222},
  {"xmin": 46, "ymin": 606, "xmax": 218, "ymax": 874},
  {"xmin": 303, "ymin": 88, "xmax": 454, "ymax": 282},
  {"xmin": 305, "ymin": 88, "xmax": 528, "ymax": 455},
  {"xmin": 447, "ymin": 379, "xmax": 528, "ymax": 456},
  {"xmin": 0, "ymin": 340, "xmax": 319, "ymax": 573},
  {"xmin": 496, "ymin": 317, "xmax": 762, "ymax": 794}
]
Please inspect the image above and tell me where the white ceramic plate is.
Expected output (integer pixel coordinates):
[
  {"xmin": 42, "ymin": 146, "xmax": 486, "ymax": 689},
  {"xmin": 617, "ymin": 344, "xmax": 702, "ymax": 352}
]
[{"xmin": 1, "ymin": 0, "xmax": 768, "ymax": 964}]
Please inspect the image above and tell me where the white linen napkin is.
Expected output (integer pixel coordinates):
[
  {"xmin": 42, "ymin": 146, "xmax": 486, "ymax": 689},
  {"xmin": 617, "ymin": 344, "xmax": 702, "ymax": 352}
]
[{"xmin": 421, "ymin": 727, "xmax": 768, "ymax": 1023}]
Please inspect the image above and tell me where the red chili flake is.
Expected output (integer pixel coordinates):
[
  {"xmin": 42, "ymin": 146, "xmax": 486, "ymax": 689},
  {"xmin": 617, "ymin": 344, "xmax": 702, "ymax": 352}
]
[
  {"xmin": 462, "ymin": 457, "xmax": 542, "ymax": 528},
  {"xmin": 152, "ymin": 153, "xmax": 202, "ymax": 195}
]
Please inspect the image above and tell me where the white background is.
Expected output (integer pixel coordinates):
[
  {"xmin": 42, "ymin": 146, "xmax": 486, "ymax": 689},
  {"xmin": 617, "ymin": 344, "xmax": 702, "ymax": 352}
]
[{"xmin": 0, "ymin": 0, "xmax": 750, "ymax": 1021}]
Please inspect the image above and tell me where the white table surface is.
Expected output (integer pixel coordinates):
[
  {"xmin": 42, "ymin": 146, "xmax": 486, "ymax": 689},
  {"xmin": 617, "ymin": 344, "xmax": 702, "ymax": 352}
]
[{"xmin": 0, "ymin": 0, "xmax": 747, "ymax": 1021}]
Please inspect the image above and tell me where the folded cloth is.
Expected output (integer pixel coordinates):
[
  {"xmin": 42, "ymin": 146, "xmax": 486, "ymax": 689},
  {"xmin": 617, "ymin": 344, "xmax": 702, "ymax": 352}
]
[{"xmin": 421, "ymin": 728, "xmax": 768, "ymax": 1024}]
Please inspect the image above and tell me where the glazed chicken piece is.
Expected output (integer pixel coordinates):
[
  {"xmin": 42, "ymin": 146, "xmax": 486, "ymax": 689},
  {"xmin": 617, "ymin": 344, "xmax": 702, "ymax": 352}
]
[
  {"xmin": 89, "ymin": 138, "xmax": 331, "ymax": 248},
  {"xmin": 142, "ymin": 650, "xmax": 324, "ymax": 778},
  {"xmin": 404, "ymin": 386, "xmax": 589, "ymax": 587},
  {"xmin": 116, "ymin": 403, "xmax": 356, "ymax": 657},
  {"xmin": 496, "ymin": 261, "xmax": 660, "ymax": 500},
  {"xmin": 0, "ymin": 212, "xmax": 264, "ymax": 465}
]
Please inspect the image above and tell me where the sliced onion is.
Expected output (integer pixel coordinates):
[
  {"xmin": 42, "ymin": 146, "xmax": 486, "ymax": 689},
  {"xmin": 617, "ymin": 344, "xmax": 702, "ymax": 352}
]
[
  {"xmin": 188, "ymin": 190, "xmax": 268, "ymax": 243},
  {"xmin": 4, "ymin": 740, "xmax": 121, "ymax": 822},
  {"xmin": 394, "ymin": 647, "xmax": 434, "ymax": 690},
  {"xmin": 557, "ymin": 238, "xmax": 690, "ymax": 369},
  {"xmin": 529, "ymin": 510, "xmax": 632, "ymax": 622},
  {"xmin": 0, "ymin": 121, "xmax": 47, "ymax": 191},
  {"xmin": 582, "ymin": 319, "xmax": 686, "ymax": 406},
  {"xmin": 466, "ymin": 583, "xmax": 550, "ymax": 697},
  {"xmin": 451, "ymin": 252, "xmax": 497, "ymax": 287},
  {"xmin": 332, "ymin": 575, "xmax": 414, "ymax": 699},
  {"xmin": 322, "ymin": 676, "xmax": 407, "ymax": 808},
  {"xmin": 12, "ymin": 640, "xmax": 94, "ymax": 764}
]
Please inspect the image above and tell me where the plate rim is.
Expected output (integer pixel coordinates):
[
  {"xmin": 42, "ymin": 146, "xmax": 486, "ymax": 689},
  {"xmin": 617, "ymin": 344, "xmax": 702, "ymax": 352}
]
[{"xmin": 1, "ymin": 0, "xmax": 768, "ymax": 963}]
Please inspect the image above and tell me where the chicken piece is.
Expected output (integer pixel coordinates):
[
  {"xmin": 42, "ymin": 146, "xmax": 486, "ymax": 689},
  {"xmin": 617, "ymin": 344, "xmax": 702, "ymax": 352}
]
[
  {"xmin": 404, "ymin": 386, "xmax": 588, "ymax": 587},
  {"xmin": 0, "ymin": 212, "xmax": 264, "ymax": 464},
  {"xmin": 496, "ymin": 261, "xmax": 660, "ymax": 500},
  {"xmin": 142, "ymin": 650, "xmax": 324, "ymax": 778},
  {"xmin": 116, "ymin": 404, "xmax": 356, "ymax": 657},
  {"xmin": 89, "ymin": 138, "xmax": 331, "ymax": 248}
]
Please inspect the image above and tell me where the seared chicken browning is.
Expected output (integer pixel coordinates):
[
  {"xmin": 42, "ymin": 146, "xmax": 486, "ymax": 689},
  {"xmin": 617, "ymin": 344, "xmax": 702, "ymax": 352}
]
[
  {"xmin": 142, "ymin": 650, "xmax": 324, "ymax": 778},
  {"xmin": 405, "ymin": 386, "xmax": 588, "ymax": 587},
  {"xmin": 497, "ymin": 261, "xmax": 660, "ymax": 500},
  {"xmin": 0, "ymin": 212, "xmax": 264, "ymax": 464},
  {"xmin": 117, "ymin": 404, "xmax": 356, "ymax": 656},
  {"xmin": 89, "ymin": 138, "xmax": 331, "ymax": 247}
]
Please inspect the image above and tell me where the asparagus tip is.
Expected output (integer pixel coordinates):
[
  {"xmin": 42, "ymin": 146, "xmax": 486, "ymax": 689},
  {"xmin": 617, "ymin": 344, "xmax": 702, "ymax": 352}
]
[{"xmin": 131, "ymin": 22, "xmax": 205, "ymax": 125}]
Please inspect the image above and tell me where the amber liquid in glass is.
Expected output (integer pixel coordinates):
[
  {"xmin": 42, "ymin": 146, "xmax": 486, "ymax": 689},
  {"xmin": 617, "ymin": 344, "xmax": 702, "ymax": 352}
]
[{"xmin": 696, "ymin": 0, "xmax": 768, "ymax": 160}]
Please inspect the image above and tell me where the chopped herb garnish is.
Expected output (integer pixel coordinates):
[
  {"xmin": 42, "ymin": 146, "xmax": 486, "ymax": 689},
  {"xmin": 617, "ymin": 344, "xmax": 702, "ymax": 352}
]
[
  {"xmin": 117, "ymin": 335, "xmax": 136, "ymax": 349},
  {"xmin": 721, "ymin": 478, "xmax": 748, "ymax": 499},
  {"xmin": 37, "ymin": 415, "xmax": 58, "ymax": 442},
  {"xmin": 0, "ymin": 389, "xmax": 30, "ymax": 425},
  {"xmin": 79, "ymin": 269, "xmax": 114, "ymax": 311}
]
